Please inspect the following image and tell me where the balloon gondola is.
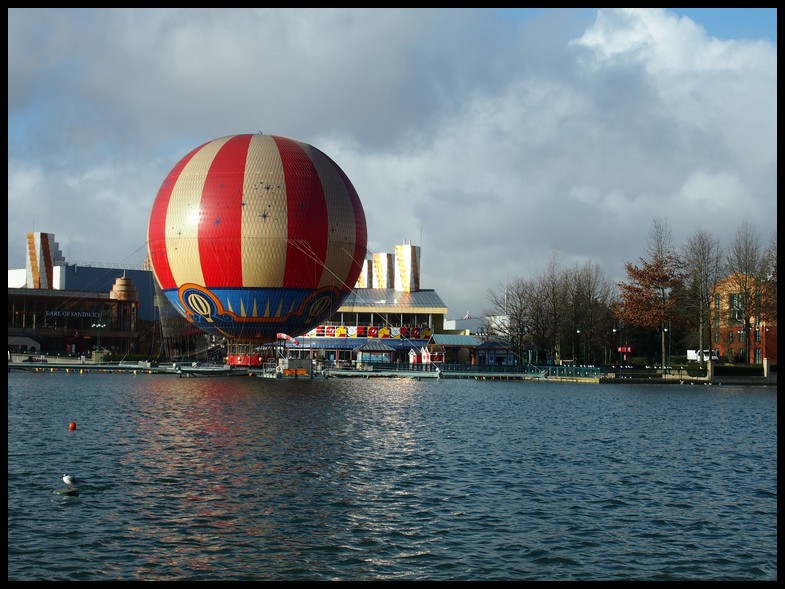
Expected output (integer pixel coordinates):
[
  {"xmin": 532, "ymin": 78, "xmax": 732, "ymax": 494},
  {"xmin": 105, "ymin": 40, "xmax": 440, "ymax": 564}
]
[{"xmin": 147, "ymin": 134, "xmax": 367, "ymax": 366}]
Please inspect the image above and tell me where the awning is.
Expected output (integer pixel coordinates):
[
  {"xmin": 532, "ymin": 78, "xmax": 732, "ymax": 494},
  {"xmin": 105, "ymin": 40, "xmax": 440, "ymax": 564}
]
[
  {"xmin": 352, "ymin": 340, "xmax": 395, "ymax": 352},
  {"xmin": 8, "ymin": 336, "xmax": 41, "ymax": 348}
]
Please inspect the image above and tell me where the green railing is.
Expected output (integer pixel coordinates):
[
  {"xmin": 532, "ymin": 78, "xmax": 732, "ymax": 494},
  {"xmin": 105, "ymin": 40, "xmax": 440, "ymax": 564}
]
[{"xmin": 361, "ymin": 362, "xmax": 603, "ymax": 378}]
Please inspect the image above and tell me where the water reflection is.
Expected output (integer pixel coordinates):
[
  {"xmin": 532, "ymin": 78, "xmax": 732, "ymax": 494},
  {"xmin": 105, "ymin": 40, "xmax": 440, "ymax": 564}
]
[{"xmin": 8, "ymin": 373, "xmax": 777, "ymax": 581}]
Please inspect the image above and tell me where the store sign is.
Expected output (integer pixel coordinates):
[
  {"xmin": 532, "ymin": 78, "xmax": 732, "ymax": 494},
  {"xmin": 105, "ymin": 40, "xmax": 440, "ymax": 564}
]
[{"xmin": 47, "ymin": 311, "xmax": 102, "ymax": 318}]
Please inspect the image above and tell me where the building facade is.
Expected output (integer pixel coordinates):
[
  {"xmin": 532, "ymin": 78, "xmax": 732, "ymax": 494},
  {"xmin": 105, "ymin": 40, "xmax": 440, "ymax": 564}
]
[
  {"xmin": 8, "ymin": 233, "xmax": 161, "ymax": 358},
  {"xmin": 711, "ymin": 272, "xmax": 777, "ymax": 364},
  {"xmin": 8, "ymin": 233, "xmax": 459, "ymax": 365}
]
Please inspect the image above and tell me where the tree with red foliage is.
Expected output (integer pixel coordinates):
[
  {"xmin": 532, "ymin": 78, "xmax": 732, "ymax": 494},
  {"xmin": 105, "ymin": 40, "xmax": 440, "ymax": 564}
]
[{"xmin": 614, "ymin": 219, "xmax": 685, "ymax": 367}]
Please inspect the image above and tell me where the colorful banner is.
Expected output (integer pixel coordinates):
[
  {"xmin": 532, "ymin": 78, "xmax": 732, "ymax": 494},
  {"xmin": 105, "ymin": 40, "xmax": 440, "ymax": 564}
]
[{"xmin": 304, "ymin": 325, "xmax": 432, "ymax": 339}]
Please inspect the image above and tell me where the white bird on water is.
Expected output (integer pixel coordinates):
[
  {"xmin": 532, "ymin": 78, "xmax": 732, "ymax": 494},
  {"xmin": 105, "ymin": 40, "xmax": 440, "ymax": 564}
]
[{"xmin": 63, "ymin": 474, "xmax": 75, "ymax": 488}]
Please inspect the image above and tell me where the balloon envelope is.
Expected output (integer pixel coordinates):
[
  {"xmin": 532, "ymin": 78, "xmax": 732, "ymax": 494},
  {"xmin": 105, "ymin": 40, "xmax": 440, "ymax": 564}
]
[{"xmin": 147, "ymin": 134, "xmax": 367, "ymax": 343}]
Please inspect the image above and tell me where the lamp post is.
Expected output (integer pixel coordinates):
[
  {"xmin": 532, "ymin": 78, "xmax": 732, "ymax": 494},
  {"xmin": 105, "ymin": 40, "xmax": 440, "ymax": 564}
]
[
  {"xmin": 663, "ymin": 324, "xmax": 671, "ymax": 369},
  {"xmin": 613, "ymin": 325, "xmax": 623, "ymax": 378},
  {"xmin": 576, "ymin": 329, "xmax": 581, "ymax": 364},
  {"xmin": 91, "ymin": 321, "xmax": 106, "ymax": 352},
  {"xmin": 612, "ymin": 326, "xmax": 618, "ymax": 365}
]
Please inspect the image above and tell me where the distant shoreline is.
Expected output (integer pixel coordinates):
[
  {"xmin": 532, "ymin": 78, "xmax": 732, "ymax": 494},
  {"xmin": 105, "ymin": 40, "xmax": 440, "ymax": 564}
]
[{"xmin": 8, "ymin": 359, "xmax": 775, "ymax": 386}]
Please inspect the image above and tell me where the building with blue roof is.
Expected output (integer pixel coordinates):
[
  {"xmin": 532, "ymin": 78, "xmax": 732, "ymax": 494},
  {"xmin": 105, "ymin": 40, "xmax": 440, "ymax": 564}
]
[{"xmin": 9, "ymin": 232, "xmax": 484, "ymax": 366}]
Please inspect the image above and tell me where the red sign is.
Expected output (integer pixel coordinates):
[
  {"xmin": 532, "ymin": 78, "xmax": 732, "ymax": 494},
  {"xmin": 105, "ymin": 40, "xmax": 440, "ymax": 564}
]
[{"xmin": 617, "ymin": 346, "xmax": 632, "ymax": 353}]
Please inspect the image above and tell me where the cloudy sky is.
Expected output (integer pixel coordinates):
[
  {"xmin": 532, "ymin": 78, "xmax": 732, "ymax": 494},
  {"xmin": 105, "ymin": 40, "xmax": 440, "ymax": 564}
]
[{"xmin": 8, "ymin": 8, "xmax": 777, "ymax": 319}]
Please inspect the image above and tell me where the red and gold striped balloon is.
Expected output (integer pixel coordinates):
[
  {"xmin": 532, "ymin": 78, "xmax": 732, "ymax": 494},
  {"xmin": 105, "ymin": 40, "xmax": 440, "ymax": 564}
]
[{"xmin": 147, "ymin": 134, "xmax": 367, "ymax": 344}]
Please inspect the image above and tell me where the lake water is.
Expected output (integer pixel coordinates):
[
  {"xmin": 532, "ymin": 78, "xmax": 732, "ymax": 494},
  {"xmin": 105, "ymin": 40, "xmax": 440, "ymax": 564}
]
[{"xmin": 7, "ymin": 371, "xmax": 777, "ymax": 581}]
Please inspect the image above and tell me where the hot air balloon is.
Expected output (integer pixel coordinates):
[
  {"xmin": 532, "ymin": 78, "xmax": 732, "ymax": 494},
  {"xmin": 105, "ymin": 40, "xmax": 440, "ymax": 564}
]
[{"xmin": 147, "ymin": 134, "xmax": 367, "ymax": 365}]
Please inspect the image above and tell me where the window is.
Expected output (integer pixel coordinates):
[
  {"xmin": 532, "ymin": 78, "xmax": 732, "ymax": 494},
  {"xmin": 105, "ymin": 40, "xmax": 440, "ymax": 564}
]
[{"xmin": 729, "ymin": 294, "xmax": 743, "ymax": 322}]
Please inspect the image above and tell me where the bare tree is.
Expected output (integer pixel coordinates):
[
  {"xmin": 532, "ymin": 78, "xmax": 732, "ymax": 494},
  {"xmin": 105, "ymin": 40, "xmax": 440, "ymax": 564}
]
[
  {"xmin": 486, "ymin": 281, "xmax": 509, "ymax": 319},
  {"xmin": 725, "ymin": 220, "xmax": 767, "ymax": 365},
  {"xmin": 559, "ymin": 259, "xmax": 613, "ymax": 364},
  {"xmin": 526, "ymin": 276, "xmax": 550, "ymax": 365},
  {"xmin": 485, "ymin": 277, "xmax": 532, "ymax": 365},
  {"xmin": 485, "ymin": 281, "xmax": 510, "ymax": 341},
  {"xmin": 646, "ymin": 219, "xmax": 667, "ymax": 255},
  {"xmin": 570, "ymin": 261, "xmax": 614, "ymax": 364},
  {"xmin": 536, "ymin": 250, "xmax": 570, "ymax": 364},
  {"xmin": 684, "ymin": 227, "xmax": 723, "ymax": 364},
  {"xmin": 759, "ymin": 230, "xmax": 777, "ymax": 325},
  {"xmin": 503, "ymin": 277, "xmax": 532, "ymax": 364},
  {"xmin": 564, "ymin": 264, "xmax": 584, "ymax": 363},
  {"xmin": 485, "ymin": 250, "xmax": 613, "ymax": 366}
]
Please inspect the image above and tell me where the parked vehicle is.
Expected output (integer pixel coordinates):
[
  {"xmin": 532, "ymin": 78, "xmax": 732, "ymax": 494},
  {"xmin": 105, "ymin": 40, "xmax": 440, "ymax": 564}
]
[{"xmin": 687, "ymin": 349, "xmax": 719, "ymax": 362}]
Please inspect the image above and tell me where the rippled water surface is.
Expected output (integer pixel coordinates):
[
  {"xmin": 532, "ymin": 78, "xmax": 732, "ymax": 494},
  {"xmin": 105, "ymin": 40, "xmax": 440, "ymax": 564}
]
[{"xmin": 8, "ymin": 372, "xmax": 777, "ymax": 581}]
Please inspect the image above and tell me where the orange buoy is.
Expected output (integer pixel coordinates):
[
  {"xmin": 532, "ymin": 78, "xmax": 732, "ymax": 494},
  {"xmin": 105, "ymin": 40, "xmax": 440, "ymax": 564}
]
[{"xmin": 68, "ymin": 421, "xmax": 77, "ymax": 431}]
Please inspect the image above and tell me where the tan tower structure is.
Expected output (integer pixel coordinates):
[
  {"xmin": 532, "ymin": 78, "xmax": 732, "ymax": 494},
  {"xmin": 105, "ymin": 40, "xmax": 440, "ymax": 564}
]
[
  {"xmin": 356, "ymin": 242, "xmax": 422, "ymax": 293},
  {"xmin": 25, "ymin": 232, "xmax": 65, "ymax": 289},
  {"xmin": 372, "ymin": 252, "xmax": 395, "ymax": 289},
  {"xmin": 394, "ymin": 242, "xmax": 421, "ymax": 293},
  {"xmin": 355, "ymin": 259, "xmax": 373, "ymax": 288}
]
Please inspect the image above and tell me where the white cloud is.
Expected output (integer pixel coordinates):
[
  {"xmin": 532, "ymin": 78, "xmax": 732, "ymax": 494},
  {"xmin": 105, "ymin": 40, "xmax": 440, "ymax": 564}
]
[{"xmin": 8, "ymin": 8, "xmax": 777, "ymax": 318}]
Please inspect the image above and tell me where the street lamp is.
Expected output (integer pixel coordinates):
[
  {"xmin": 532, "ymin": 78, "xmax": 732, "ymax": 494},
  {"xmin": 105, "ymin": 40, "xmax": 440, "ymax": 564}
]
[
  {"xmin": 612, "ymin": 326, "xmax": 618, "ymax": 365},
  {"xmin": 663, "ymin": 324, "xmax": 671, "ymax": 368},
  {"xmin": 91, "ymin": 321, "xmax": 106, "ymax": 352},
  {"xmin": 576, "ymin": 329, "xmax": 581, "ymax": 364}
]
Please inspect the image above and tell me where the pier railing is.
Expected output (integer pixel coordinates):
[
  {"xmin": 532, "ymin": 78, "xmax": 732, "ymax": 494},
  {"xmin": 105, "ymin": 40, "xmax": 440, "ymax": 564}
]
[{"xmin": 360, "ymin": 362, "xmax": 603, "ymax": 379}]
